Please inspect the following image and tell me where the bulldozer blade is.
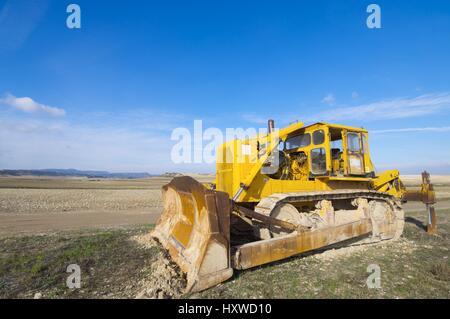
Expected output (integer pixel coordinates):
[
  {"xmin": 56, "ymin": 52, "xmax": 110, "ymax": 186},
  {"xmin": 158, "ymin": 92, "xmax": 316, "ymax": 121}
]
[{"xmin": 151, "ymin": 176, "xmax": 233, "ymax": 293}]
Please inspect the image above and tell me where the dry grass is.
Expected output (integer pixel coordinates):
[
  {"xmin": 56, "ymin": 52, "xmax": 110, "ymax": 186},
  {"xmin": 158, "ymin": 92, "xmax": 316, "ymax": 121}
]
[{"xmin": 0, "ymin": 226, "xmax": 160, "ymax": 298}]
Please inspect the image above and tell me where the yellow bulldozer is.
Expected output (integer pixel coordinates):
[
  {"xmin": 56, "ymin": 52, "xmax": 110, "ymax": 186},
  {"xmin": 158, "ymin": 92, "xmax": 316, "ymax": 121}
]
[{"xmin": 151, "ymin": 120, "xmax": 437, "ymax": 293}]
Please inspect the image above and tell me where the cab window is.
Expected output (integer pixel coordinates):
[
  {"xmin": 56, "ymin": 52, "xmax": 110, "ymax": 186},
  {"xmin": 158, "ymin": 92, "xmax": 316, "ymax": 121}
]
[
  {"xmin": 347, "ymin": 133, "xmax": 361, "ymax": 152},
  {"xmin": 311, "ymin": 147, "xmax": 327, "ymax": 174},
  {"xmin": 362, "ymin": 135, "xmax": 368, "ymax": 154},
  {"xmin": 313, "ymin": 130, "xmax": 325, "ymax": 145},
  {"xmin": 285, "ymin": 133, "xmax": 311, "ymax": 150}
]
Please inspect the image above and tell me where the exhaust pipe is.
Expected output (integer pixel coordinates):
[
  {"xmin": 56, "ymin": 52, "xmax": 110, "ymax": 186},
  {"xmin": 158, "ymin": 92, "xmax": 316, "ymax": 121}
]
[{"xmin": 268, "ymin": 119, "xmax": 275, "ymax": 134}]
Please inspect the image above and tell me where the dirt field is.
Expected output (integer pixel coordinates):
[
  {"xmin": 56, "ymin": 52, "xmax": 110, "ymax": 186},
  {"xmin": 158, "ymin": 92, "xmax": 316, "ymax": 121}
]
[
  {"xmin": 0, "ymin": 175, "xmax": 449, "ymax": 236},
  {"xmin": 0, "ymin": 174, "xmax": 449, "ymax": 298},
  {"xmin": 0, "ymin": 175, "xmax": 213, "ymax": 236}
]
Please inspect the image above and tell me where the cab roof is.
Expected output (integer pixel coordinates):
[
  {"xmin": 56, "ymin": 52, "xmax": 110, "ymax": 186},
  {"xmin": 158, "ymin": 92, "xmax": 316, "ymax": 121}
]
[{"xmin": 292, "ymin": 122, "xmax": 368, "ymax": 134}]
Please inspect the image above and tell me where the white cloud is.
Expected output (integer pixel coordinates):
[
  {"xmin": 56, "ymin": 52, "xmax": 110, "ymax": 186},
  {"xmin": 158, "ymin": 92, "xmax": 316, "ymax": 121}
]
[
  {"xmin": 0, "ymin": 111, "xmax": 216, "ymax": 173},
  {"xmin": 0, "ymin": 93, "xmax": 66, "ymax": 116},
  {"xmin": 310, "ymin": 93, "xmax": 450, "ymax": 122},
  {"xmin": 351, "ymin": 91, "xmax": 359, "ymax": 99},
  {"xmin": 0, "ymin": 117, "xmax": 173, "ymax": 172},
  {"xmin": 372, "ymin": 126, "xmax": 450, "ymax": 134},
  {"xmin": 321, "ymin": 93, "xmax": 335, "ymax": 105}
]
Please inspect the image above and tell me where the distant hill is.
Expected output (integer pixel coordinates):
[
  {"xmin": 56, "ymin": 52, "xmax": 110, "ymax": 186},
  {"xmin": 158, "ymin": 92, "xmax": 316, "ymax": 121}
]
[
  {"xmin": 161, "ymin": 172, "xmax": 184, "ymax": 178},
  {"xmin": 0, "ymin": 169, "xmax": 153, "ymax": 179}
]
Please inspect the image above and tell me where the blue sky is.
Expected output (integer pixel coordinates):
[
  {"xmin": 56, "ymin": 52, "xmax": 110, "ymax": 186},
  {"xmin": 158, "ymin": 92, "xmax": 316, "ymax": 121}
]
[{"xmin": 1, "ymin": 0, "xmax": 450, "ymax": 174}]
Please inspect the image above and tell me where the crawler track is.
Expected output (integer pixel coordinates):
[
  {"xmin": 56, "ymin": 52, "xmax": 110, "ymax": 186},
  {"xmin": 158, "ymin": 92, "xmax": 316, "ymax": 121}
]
[{"xmin": 255, "ymin": 189, "xmax": 405, "ymax": 240}]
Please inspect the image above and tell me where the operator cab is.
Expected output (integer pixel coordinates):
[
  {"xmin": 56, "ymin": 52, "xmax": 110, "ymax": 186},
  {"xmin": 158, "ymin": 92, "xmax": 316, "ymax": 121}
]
[{"xmin": 281, "ymin": 123, "xmax": 375, "ymax": 179}]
